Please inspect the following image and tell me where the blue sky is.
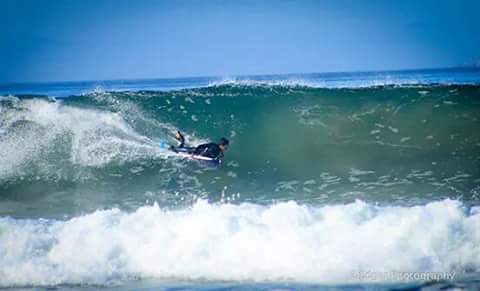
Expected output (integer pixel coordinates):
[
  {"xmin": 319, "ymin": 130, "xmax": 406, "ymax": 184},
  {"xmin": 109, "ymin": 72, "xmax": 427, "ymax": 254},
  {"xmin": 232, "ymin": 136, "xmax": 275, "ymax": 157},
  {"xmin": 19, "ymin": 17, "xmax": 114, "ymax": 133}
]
[{"xmin": 1, "ymin": 0, "xmax": 479, "ymax": 83}]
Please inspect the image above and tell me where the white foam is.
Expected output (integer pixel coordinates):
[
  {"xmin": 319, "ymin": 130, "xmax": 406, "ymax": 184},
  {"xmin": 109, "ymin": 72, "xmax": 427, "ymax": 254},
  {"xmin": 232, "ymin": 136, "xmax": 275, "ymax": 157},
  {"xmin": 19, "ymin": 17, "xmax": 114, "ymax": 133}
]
[
  {"xmin": 1, "ymin": 199, "xmax": 478, "ymax": 287},
  {"xmin": 349, "ymin": 168, "xmax": 375, "ymax": 176},
  {"xmin": 208, "ymin": 77, "xmax": 319, "ymax": 88},
  {"xmin": 206, "ymin": 73, "xmax": 480, "ymax": 90},
  {"xmin": 0, "ymin": 98, "xmax": 172, "ymax": 180}
]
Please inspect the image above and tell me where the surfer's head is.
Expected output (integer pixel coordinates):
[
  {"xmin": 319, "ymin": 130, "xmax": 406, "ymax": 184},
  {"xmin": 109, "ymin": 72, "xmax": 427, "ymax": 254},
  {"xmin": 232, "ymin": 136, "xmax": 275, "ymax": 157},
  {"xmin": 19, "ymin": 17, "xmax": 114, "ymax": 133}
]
[{"xmin": 219, "ymin": 137, "xmax": 229, "ymax": 151}]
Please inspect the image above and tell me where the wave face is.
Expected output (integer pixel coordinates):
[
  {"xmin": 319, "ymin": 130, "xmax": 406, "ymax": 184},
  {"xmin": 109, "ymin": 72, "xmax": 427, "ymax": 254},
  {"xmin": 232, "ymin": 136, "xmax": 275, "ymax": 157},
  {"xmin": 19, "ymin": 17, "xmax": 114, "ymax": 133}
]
[
  {"xmin": 1, "ymin": 199, "xmax": 479, "ymax": 286},
  {"xmin": 1, "ymin": 70, "xmax": 480, "ymax": 288},
  {"xmin": 1, "ymin": 84, "xmax": 480, "ymax": 217}
]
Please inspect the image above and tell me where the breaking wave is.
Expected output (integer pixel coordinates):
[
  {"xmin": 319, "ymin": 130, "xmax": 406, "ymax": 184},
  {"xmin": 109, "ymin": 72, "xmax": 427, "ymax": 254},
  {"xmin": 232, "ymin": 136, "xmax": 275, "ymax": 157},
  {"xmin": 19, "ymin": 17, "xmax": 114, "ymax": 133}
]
[{"xmin": 1, "ymin": 199, "xmax": 479, "ymax": 286}]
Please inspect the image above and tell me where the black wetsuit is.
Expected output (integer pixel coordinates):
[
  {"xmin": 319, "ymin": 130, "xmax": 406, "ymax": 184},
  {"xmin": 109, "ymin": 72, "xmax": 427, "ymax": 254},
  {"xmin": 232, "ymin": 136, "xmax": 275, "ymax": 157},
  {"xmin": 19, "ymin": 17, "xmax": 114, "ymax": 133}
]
[
  {"xmin": 193, "ymin": 143, "xmax": 223, "ymax": 159},
  {"xmin": 172, "ymin": 142, "xmax": 223, "ymax": 160}
]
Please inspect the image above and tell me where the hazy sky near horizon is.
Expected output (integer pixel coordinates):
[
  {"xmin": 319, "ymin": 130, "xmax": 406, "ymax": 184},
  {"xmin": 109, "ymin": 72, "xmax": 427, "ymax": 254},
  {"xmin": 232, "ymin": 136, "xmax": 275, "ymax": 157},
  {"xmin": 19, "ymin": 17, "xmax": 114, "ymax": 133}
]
[{"xmin": 1, "ymin": 0, "xmax": 479, "ymax": 83}]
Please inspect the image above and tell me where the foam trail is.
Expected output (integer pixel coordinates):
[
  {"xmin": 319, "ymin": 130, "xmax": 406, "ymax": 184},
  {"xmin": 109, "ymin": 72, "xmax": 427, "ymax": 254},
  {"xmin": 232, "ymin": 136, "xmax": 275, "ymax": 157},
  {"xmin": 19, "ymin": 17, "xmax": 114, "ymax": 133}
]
[
  {"xmin": 0, "ymin": 199, "xmax": 479, "ymax": 287},
  {"xmin": 0, "ymin": 98, "xmax": 170, "ymax": 180}
]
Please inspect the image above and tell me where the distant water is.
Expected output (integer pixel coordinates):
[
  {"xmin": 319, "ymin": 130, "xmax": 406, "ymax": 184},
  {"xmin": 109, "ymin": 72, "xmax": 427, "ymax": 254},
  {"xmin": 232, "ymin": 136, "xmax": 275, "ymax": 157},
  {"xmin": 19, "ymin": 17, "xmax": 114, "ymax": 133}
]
[{"xmin": 1, "ymin": 68, "xmax": 480, "ymax": 290}]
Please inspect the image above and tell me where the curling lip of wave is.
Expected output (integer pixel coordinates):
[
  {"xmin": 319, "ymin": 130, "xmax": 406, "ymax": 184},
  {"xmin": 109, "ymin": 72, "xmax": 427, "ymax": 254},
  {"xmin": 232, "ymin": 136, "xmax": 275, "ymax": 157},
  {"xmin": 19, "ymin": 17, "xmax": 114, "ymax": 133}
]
[
  {"xmin": 0, "ymin": 199, "xmax": 479, "ymax": 286},
  {"xmin": 205, "ymin": 77, "xmax": 480, "ymax": 89},
  {"xmin": 2, "ymin": 68, "xmax": 480, "ymax": 98}
]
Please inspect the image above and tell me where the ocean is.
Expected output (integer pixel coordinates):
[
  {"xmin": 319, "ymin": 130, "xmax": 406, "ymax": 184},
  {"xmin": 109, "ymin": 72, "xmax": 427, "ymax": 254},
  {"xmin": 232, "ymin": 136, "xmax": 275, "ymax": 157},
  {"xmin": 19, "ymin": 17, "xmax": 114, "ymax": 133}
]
[{"xmin": 1, "ymin": 68, "xmax": 480, "ymax": 290}]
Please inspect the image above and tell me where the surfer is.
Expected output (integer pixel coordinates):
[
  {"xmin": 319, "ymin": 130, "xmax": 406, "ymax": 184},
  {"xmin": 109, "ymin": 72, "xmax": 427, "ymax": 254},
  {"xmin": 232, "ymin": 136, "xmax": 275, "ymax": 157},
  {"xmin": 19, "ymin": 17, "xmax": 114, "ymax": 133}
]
[{"xmin": 170, "ymin": 131, "xmax": 229, "ymax": 161}]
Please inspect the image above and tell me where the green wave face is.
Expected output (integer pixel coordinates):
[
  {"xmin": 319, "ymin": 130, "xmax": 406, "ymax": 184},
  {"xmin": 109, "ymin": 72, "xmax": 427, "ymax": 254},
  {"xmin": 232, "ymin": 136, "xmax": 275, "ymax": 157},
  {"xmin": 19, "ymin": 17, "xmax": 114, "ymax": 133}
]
[{"xmin": 1, "ymin": 85, "xmax": 480, "ymax": 217}]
